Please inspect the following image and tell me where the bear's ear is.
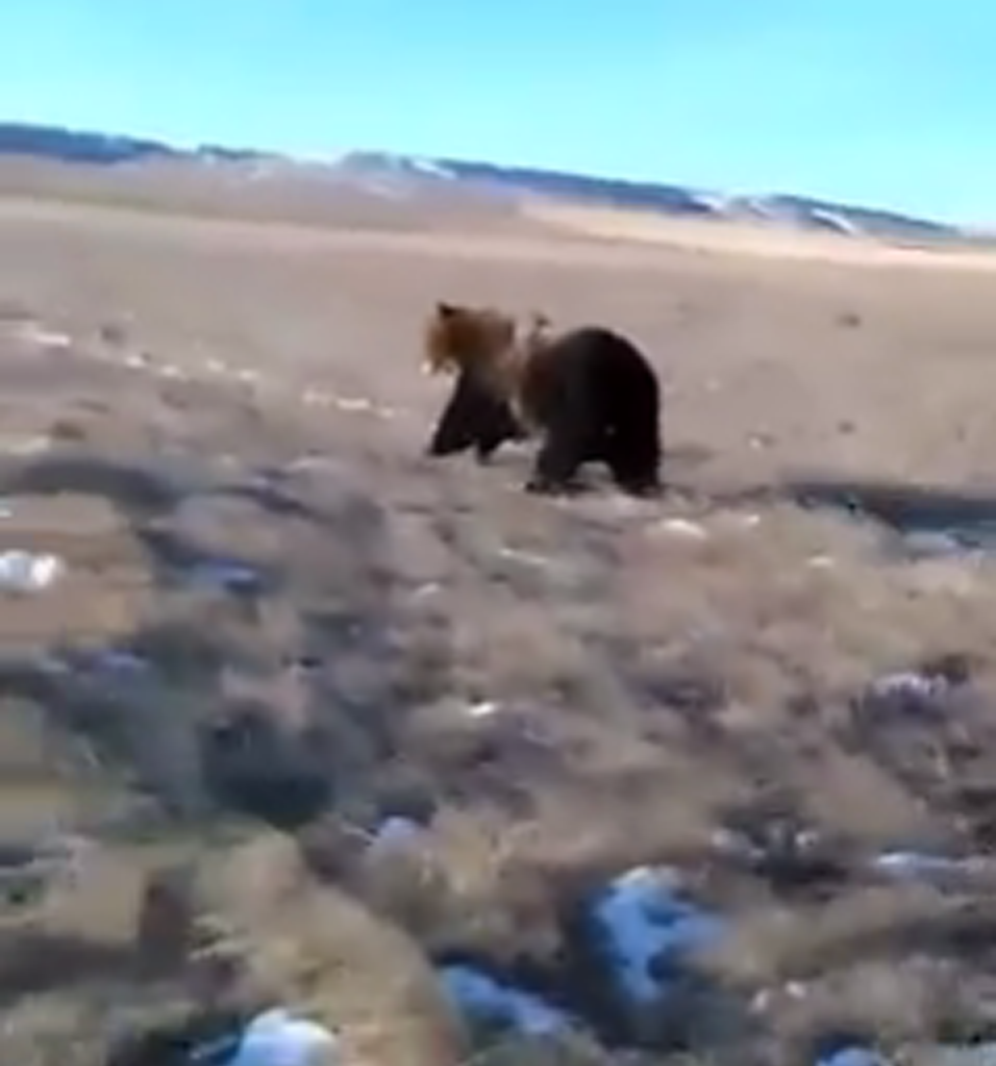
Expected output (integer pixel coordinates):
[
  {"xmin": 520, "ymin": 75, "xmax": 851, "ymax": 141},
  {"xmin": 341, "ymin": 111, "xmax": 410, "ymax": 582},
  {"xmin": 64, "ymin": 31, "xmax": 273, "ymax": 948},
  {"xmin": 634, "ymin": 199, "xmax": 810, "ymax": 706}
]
[
  {"xmin": 526, "ymin": 310, "xmax": 551, "ymax": 334},
  {"xmin": 436, "ymin": 301, "xmax": 459, "ymax": 319}
]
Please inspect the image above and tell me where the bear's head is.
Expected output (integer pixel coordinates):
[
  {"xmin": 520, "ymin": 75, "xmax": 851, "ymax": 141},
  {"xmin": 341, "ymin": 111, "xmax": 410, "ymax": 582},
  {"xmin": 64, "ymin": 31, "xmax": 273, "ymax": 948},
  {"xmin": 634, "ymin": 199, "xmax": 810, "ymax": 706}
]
[{"xmin": 422, "ymin": 301, "xmax": 518, "ymax": 381}]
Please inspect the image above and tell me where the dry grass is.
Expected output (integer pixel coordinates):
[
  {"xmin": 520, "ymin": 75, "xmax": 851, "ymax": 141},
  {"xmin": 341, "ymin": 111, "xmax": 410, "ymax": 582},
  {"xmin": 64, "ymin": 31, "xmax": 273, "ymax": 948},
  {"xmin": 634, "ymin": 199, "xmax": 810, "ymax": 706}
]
[
  {"xmin": 1, "ymin": 168, "xmax": 996, "ymax": 1062},
  {"xmin": 527, "ymin": 202, "xmax": 996, "ymax": 272}
]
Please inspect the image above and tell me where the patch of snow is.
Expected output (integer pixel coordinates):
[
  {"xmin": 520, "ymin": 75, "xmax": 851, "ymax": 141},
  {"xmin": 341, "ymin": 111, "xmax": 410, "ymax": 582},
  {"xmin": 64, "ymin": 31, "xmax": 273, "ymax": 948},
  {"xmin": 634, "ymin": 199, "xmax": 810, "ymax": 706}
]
[
  {"xmin": 689, "ymin": 190, "xmax": 734, "ymax": 214},
  {"xmin": 332, "ymin": 395, "xmax": 374, "ymax": 413},
  {"xmin": 224, "ymin": 1008, "xmax": 340, "ymax": 1066},
  {"xmin": 739, "ymin": 196, "xmax": 785, "ymax": 222},
  {"xmin": 750, "ymin": 980, "xmax": 809, "ymax": 1015},
  {"xmin": 817, "ymin": 1047, "xmax": 889, "ymax": 1066},
  {"xmin": 591, "ymin": 866, "xmax": 724, "ymax": 1007},
  {"xmin": 871, "ymin": 850, "xmax": 988, "ymax": 886},
  {"xmin": 709, "ymin": 827, "xmax": 752, "ymax": 859},
  {"xmin": 810, "ymin": 208, "xmax": 862, "ymax": 236},
  {"xmin": 467, "ymin": 699, "xmax": 500, "ymax": 719},
  {"xmin": 439, "ymin": 964, "xmax": 578, "ymax": 1037},
  {"xmin": 283, "ymin": 455, "xmax": 341, "ymax": 474},
  {"xmin": 14, "ymin": 322, "xmax": 72, "ymax": 350},
  {"xmin": 807, "ymin": 554, "xmax": 836, "ymax": 569},
  {"xmin": 498, "ymin": 546, "xmax": 549, "ymax": 567},
  {"xmin": 367, "ymin": 816, "xmax": 425, "ymax": 854},
  {"xmin": 867, "ymin": 671, "xmax": 948, "ymax": 704},
  {"xmin": 5, "ymin": 435, "xmax": 52, "ymax": 456},
  {"xmin": 409, "ymin": 156, "xmax": 456, "ymax": 180},
  {"xmin": 0, "ymin": 550, "xmax": 64, "ymax": 593},
  {"xmin": 652, "ymin": 517, "xmax": 709, "ymax": 542}
]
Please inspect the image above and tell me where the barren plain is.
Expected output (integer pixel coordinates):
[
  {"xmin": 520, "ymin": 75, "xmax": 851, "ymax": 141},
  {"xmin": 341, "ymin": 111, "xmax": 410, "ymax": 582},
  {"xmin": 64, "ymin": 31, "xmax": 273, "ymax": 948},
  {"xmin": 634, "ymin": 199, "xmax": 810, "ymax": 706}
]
[{"xmin": 1, "ymin": 167, "xmax": 996, "ymax": 1065}]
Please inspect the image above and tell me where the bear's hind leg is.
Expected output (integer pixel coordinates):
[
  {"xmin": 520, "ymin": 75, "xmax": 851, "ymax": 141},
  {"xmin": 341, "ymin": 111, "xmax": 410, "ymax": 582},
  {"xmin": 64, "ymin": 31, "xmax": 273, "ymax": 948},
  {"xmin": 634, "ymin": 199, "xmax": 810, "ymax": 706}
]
[
  {"xmin": 526, "ymin": 419, "xmax": 593, "ymax": 495},
  {"xmin": 604, "ymin": 418, "xmax": 663, "ymax": 497}
]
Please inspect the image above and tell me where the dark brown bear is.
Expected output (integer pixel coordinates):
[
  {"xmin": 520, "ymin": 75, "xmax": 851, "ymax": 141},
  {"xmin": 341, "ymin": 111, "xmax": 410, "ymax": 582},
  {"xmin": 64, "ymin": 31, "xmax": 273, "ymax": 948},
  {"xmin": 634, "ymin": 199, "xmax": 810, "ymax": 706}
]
[{"xmin": 422, "ymin": 302, "xmax": 662, "ymax": 495}]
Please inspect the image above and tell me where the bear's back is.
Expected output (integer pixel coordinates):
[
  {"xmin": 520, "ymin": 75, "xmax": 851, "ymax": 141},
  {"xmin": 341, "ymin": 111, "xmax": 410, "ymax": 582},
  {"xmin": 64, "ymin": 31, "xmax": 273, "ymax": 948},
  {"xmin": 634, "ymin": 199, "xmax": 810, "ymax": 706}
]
[{"xmin": 519, "ymin": 325, "xmax": 658, "ymax": 423}]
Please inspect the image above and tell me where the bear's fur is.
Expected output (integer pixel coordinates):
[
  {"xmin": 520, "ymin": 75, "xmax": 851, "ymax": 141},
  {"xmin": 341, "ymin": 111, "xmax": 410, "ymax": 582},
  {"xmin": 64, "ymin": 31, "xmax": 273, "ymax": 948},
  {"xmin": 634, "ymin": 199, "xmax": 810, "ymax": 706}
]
[{"xmin": 423, "ymin": 301, "xmax": 663, "ymax": 495}]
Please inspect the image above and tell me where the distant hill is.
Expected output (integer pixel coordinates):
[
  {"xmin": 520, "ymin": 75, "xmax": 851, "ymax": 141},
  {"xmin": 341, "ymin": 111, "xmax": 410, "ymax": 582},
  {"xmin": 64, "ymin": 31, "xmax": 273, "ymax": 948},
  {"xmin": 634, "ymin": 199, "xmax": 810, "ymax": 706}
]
[{"xmin": 0, "ymin": 121, "xmax": 967, "ymax": 244}]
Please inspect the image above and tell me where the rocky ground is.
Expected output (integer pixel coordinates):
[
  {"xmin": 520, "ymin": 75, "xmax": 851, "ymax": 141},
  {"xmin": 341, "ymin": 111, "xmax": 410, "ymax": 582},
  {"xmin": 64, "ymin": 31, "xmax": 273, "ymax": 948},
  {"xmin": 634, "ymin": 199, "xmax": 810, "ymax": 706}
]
[{"xmin": 2, "ymin": 187, "xmax": 996, "ymax": 1065}]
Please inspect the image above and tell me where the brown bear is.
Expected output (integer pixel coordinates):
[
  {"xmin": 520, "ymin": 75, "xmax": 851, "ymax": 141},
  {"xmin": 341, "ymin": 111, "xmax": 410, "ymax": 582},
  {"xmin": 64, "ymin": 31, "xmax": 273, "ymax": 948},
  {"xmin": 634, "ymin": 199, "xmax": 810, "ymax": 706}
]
[{"xmin": 422, "ymin": 301, "xmax": 663, "ymax": 496}]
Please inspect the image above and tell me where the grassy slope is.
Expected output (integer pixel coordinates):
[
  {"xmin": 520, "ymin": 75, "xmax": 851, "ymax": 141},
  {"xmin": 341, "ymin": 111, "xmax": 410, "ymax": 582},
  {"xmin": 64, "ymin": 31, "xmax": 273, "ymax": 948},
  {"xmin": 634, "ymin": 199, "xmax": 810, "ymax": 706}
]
[{"xmin": 1, "ymin": 177, "xmax": 996, "ymax": 1063}]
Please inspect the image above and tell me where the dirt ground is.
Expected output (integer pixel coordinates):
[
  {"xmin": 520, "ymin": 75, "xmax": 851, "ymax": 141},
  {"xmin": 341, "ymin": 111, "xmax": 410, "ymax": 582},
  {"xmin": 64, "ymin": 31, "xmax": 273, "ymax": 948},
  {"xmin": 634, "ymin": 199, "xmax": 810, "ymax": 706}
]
[{"xmin": 3, "ymin": 176, "xmax": 996, "ymax": 1065}]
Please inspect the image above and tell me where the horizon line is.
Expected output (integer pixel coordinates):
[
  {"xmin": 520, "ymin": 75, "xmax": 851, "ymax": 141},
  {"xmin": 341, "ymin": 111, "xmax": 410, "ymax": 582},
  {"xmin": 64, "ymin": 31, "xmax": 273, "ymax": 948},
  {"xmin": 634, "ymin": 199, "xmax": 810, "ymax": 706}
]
[{"xmin": 0, "ymin": 114, "xmax": 974, "ymax": 231}]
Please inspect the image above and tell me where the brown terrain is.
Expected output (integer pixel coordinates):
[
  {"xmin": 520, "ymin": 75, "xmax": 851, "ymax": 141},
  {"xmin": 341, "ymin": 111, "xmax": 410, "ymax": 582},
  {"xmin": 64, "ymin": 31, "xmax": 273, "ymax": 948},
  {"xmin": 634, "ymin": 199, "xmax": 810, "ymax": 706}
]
[{"xmin": 2, "ymin": 162, "xmax": 996, "ymax": 1065}]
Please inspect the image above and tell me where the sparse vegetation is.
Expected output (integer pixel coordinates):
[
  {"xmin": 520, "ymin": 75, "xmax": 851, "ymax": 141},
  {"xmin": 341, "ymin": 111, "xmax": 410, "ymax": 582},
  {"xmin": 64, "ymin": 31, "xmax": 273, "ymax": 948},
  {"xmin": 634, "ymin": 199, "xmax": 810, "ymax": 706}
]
[{"xmin": 1, "ymin": 170, "xmax": 996, "ymax": 1064}]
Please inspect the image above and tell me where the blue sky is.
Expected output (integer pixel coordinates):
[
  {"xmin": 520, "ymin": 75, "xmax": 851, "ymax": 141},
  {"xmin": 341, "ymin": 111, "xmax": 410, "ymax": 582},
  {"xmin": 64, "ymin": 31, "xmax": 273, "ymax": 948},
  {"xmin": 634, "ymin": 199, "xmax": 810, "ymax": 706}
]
[{"xmin": 3, "ymin": 1, "xmax": 993, "ymax": 224}]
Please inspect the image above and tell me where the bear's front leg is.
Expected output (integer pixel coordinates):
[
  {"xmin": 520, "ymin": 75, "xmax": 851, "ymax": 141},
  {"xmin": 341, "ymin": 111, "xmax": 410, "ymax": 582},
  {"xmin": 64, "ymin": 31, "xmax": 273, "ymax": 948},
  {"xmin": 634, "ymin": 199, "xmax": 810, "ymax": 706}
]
[
  {"xmin": 474, "ymin": 393, "xmax": 527, "ymax": 465},
  {"xmin": 426, "ymin": 382, "xmax": 476, "ymax": 458}
]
